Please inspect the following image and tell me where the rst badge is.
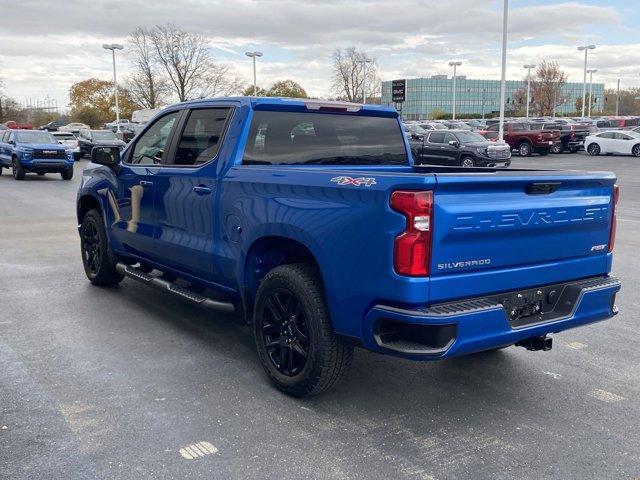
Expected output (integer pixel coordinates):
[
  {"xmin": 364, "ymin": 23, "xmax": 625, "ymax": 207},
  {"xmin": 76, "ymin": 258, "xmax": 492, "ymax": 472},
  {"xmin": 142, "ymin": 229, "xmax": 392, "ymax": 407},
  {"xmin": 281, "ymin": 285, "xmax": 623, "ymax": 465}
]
[{"xmin": 330, "ymin": 176, "xmax": 377, "ymax": 187}]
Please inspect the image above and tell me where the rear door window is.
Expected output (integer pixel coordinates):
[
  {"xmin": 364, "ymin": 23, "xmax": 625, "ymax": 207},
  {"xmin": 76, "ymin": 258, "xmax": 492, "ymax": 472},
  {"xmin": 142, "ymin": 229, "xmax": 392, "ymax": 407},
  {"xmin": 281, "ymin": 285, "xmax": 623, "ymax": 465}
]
[
  {"xmin": 243, "ymin": 111, "xmax": 407, "ymax": 165},
  {"xmin": 428, "ymin": 132, "xmax": 446, "ymax": 144},
  {"xmin": 172, "ymin": 108, "xmax": 231, "ymax": 166}
]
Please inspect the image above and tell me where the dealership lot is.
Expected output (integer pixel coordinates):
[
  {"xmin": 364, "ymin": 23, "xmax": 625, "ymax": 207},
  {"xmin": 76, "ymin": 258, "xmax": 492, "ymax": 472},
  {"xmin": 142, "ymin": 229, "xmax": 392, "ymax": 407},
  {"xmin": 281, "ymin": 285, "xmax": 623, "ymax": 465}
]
[{"xmin": 1, "ymin": 153, "xmax": 639, "ymax": 479}]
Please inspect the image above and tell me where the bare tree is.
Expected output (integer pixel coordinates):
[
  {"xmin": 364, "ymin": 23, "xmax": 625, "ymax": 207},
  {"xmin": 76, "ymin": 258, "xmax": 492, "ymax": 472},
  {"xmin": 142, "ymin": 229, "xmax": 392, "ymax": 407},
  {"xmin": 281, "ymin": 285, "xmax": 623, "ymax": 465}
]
[
  {"xmin": 150, "ymin": 24, "xmax": 220, "ymax": 102},
  {"xmin": 198, "ymin": 64, "xmax": 245, "ymax": 98},
  {"xmin": 125, "ymin": 27, "xmax": 170, "ymax": 108},
  {"xmin": 331, "ymin": 47, "xmax": 378, "ymax": 102},
  {"xmin": 529, "ymin": 60, "xmax": 567, "ymax": 116}
]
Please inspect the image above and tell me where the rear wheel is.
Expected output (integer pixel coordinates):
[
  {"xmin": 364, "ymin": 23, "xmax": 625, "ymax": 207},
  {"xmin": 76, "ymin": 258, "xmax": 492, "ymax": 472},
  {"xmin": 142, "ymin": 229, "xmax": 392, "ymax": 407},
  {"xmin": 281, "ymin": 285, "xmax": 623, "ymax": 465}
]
[
  {"xmin": 550, "ymin": 144, "xmax": 562, "ymax": 154},
  {"xmin": 80, "ymin": 209, "xmax": 123, "ymax": 286},
  {"xmin": 460, "ymin": 156, "xmax": 475, "ymax": 168},
  {"xmin": 12, "ymin": 158, "xmax": 25, "ymax": 180},
  {"xmin": 587, "ymin": 143, "xmax": 600, "ymax": 156},
  {"xmin": 253, "ymin": 263, "xmax": 353, "ymax": 397},
  {"xmin": 518, "ymin": 142, "xmax": 532, "ymax": 157},
  {"xmin": 632, "ymin": 144, "xmax": 640, "ymax": 157}
]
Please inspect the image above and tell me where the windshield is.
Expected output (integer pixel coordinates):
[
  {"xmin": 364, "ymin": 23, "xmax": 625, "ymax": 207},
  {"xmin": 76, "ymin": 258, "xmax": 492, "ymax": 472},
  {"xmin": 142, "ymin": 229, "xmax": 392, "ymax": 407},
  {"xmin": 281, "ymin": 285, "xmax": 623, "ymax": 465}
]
[
  {"xmin": 15, "ymin": 131, "xmax": 56, "ymax": 144},
  {"xmin": 92, "ymin": 131, "xmax": 117, "ymax": 140},
  {"xmin": 54, "ymin": 133, "xmax": 75, "ymax": 140},
  {"xmin": 243, "ymin": 111, "xmax": 408, "ymax": 165},
  {"xmin": 455, "ymin": 131, "xmax": 488, "ymax": 143}
]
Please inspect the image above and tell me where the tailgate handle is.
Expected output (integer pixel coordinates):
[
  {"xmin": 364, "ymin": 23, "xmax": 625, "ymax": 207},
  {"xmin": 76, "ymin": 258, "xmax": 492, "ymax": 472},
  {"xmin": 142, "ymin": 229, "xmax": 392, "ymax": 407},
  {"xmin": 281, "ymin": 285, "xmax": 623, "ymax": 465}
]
[{"xmin": 526, "ymin": 182, "xmax": 561, "ymax": 195}]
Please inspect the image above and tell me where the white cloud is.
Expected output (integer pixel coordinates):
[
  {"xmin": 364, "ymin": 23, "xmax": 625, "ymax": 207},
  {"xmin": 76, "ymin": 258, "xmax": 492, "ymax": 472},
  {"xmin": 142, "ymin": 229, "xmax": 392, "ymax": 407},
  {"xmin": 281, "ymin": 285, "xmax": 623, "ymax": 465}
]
[{"xmin": 0, "ymin": 0, "xmax": 634, "ymax": 111}]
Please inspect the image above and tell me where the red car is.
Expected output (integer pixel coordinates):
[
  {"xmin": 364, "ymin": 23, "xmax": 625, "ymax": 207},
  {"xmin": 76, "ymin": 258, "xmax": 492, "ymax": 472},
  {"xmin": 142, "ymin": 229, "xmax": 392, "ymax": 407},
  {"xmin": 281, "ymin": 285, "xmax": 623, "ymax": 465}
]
[
  {"xmin": 3, "ymin": 120, "xmax": 33, "ymax": 130},
  {"xmin": 478, "ymin": 122, "xmax": 561, "ymax": 157}
]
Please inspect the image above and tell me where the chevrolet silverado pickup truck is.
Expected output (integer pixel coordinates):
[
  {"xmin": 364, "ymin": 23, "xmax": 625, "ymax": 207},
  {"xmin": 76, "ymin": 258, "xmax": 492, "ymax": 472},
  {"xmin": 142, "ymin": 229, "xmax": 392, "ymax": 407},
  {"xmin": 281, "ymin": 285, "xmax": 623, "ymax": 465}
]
[
  {"xmin": 480, "ymin": 122, "xmax": 561, "ymax": 156},
  {"xmin": 0, "ymin": 129, "xmax": 74, "ymax": 180},
  {"xmin": 77, "ymin": 97, "xmax": 620, "ymax": 397}
]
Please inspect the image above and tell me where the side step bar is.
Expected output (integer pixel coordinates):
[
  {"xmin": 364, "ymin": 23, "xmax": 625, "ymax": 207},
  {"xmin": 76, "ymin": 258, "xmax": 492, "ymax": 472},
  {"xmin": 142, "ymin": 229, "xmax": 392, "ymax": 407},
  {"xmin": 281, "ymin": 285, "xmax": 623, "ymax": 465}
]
[{"xmin": 116, "ymin": 263, "xmax": 235, "ymax": 314}]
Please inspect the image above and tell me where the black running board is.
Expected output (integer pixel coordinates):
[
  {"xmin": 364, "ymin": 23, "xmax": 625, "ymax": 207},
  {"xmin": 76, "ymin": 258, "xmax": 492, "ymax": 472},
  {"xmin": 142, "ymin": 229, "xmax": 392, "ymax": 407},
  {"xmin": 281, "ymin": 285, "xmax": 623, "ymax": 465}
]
[{"xmin": 116, "ymin": 263, "xmax": 235, "ymax": 314}]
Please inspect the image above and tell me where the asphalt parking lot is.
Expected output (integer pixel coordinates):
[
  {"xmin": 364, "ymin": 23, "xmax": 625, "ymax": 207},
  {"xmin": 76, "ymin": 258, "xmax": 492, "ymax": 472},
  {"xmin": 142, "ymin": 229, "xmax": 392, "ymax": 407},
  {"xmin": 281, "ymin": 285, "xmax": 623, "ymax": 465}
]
[{"xmin": 1, "ymin": 153, "xmax": 639, "ymax": 480}]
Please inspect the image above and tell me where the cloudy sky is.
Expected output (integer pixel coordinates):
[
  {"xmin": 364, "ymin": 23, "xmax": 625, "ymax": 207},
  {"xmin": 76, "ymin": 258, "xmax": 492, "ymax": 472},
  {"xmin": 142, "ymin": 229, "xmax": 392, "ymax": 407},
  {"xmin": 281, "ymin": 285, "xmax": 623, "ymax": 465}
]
[{"xmin": 1, "ymin": 0, "xmax": 639, "ymax": 110}]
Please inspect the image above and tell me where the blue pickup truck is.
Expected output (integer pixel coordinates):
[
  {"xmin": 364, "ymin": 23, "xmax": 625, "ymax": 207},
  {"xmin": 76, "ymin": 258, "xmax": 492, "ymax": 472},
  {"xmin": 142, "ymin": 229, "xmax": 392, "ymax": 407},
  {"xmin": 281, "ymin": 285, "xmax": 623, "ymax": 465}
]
[
  {"xmin": 76, "ymin": 97, "xmax": 620, "ymax": 396},
  {"xmin": 0, "ymin": 129, "xmax": 75, "ymax": 180}
]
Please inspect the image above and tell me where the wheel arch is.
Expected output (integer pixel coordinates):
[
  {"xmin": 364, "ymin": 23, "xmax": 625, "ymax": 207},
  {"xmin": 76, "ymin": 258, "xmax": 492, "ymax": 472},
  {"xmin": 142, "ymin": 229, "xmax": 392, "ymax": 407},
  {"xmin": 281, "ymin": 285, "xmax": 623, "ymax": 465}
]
[
  {"xmin": 517, "ymin": 137, "xmax": 532, "ymax": 145},
  {"xmin": 242, "ymin": 235, "xmax": 324, "ymax": 322},
  {"xmin": 77, "ymin": 193, "xmax": 102, "ymax": 225}
]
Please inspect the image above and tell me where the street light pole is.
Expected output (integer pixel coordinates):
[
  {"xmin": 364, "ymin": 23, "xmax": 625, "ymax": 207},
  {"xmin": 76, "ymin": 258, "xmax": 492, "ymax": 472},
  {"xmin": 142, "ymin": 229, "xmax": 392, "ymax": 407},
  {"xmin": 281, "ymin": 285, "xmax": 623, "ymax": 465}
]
[
  {"xmin": 577, "ymin": 44, "xmax": 596, "ymax": 118},
  {"xmin": 498, "ymin": 0, "xmax": 508, "ymax": 144},
  {"xmin": 616, "ymin": 78, "xmax": 620, "ymax": 116},
  {"xmin": 361, "ymin": 58, "xmax": 373, "ymax": 104},
  {"xmin": 523, "ymin": 64, "xmax": 536, "ymax": 118},
  {"xmin": 245, "ymin": 51, "xmax": 263, "ymax": 95},
  {"xmin": 103, "ymin": 43, "xmax": 124, "ymax": 132},
  {"xmin": 448, "ymin": 61, "xmax": 462, "ymax": 120},
  {"xmin": 587, "ymin": 68, "xmax": 597, "ymax": 117}
]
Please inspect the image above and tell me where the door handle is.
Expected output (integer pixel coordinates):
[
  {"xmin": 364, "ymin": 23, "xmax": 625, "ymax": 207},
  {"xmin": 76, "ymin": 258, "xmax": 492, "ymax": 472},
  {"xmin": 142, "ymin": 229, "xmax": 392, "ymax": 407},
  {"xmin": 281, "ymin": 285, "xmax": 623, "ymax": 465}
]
[
  {"xmin": 193, "ymin": 185, "xmax": 212, "ymax": 195},
  {"xmin": 139, "ymin": 180, "xmax": 154, "ymax": 188}
]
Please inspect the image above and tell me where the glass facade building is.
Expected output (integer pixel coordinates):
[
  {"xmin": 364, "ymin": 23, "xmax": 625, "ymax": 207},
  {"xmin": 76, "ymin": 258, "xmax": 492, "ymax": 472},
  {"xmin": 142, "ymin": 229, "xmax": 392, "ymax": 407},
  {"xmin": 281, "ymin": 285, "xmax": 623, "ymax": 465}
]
[{"xmin": 381, "ymin": 76, "xmax": 605, "ymax": 120}]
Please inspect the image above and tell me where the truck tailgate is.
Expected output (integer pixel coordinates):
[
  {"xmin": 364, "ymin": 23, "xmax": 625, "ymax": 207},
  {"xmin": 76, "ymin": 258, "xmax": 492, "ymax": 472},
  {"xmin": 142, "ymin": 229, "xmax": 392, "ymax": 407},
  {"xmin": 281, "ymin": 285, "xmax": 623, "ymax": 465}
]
[{"xmin": 430, "ymin": 171, "xmax": 616, "ymax": 302}]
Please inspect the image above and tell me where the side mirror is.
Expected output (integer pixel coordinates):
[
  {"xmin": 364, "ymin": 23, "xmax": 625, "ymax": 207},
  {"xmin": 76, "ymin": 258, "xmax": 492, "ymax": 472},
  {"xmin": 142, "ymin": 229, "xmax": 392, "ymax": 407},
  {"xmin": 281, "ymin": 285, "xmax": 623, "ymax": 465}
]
[
  {"xmin": 8, "ymin": 140, "xmax": 15, "ymax": 145},
  {"xmin": 448, "ymin": 140, "xmax": 460, "ymax": 147},
  {"xmin": 91, "ymin": 146, "xmax": 120, "ymax": 168}
]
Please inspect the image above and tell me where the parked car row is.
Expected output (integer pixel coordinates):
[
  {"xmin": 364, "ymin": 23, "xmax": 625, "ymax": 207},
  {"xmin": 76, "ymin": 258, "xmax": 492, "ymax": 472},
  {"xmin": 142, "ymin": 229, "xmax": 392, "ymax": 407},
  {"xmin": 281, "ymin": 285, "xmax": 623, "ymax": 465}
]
[{"xmin": 0, "ymin": 126, "xmax": 127, "ymax": 180}]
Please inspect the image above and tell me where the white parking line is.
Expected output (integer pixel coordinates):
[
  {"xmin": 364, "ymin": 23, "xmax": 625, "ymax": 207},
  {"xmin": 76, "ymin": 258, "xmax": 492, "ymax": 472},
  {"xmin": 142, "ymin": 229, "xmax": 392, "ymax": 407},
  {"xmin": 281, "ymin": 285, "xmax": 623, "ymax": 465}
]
[
  {"xmin": 588, "ymin": 389, "xmax": 625, "ymax": 403},
  {"xmin": 179, "ymin": 441, "xmax": 218, "ymax": 459},
  {"xmin": 543, "ymin": 371, "xmax": 562, "ymax": 379},
  {"xmin": 565, "ymin": 341, "xmax": 588, "ymax": 350}
]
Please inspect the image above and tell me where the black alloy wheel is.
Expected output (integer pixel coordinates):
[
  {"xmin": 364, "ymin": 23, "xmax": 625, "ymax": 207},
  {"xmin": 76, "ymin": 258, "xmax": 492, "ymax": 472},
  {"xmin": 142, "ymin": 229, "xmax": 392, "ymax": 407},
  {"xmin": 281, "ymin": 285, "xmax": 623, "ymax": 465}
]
[
  {"xmin": 81, "ymin": 219, "xmax": 102, "ymax": 276},
  {"xmin": 261, "ymin": 288, "xmax": 310, "ymax": 376}
]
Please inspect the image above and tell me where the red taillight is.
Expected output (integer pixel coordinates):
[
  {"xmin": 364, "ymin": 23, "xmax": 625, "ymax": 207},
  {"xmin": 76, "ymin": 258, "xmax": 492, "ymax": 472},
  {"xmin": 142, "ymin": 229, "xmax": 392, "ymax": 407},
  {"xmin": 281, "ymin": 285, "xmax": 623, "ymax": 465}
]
[
  {"xmin": 390, "ymin": 190, "xmax": 433, "ymax": 276},
  {"xmin": 608, "ymin": 184, "xmax": 619, "ymax": 252},
  {"xmin": 536, "ymin": 134, "xmax": 543, "ymax": 142}
]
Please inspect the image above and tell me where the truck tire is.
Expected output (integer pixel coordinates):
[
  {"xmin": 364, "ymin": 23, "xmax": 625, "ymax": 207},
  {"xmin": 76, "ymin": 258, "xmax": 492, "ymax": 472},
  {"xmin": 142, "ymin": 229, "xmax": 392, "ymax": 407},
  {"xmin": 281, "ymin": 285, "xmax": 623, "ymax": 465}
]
[
  {"xmin": 80, "ymin": 209, "xmax": 124, "ymax": 286},
  {"xmin": 12, "ymin": 158, "xmax": 26, "ymax": 180},
  {"xmin": 253, "ymin": 263, "xmax": 353, "ymax": 397},
  {"xmin": 518, "ymin": 141, "xmax": 532, "ymax": 157},
  {"xmin": 61, "ymin": 167, "xmax": 74, "ymax": 180}
]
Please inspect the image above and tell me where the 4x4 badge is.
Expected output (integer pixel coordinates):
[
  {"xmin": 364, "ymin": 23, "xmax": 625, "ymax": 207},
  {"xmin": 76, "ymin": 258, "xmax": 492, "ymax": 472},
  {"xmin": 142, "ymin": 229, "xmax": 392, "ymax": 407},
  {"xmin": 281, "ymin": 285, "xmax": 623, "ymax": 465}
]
[{"xmin": 330, "ymin": 176, "xmax": 377, "ymax": 187}]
